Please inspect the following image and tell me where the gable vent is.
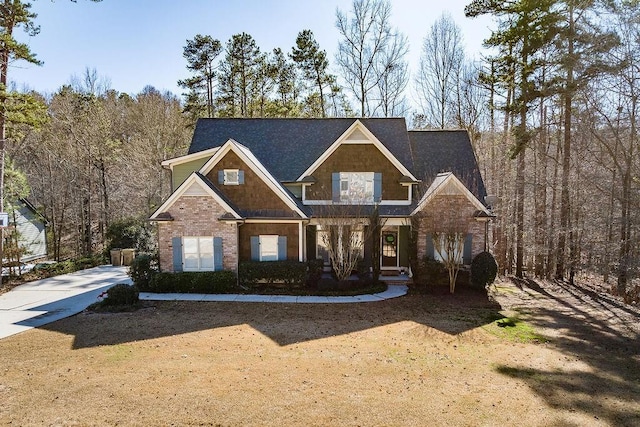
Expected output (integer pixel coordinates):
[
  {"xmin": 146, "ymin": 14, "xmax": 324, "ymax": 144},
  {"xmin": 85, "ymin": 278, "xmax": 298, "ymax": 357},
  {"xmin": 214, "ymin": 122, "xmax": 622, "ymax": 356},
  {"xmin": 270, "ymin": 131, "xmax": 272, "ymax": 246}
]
[
  {"xmin": 441, "ymin": 180, "xmax": 463, "ymax": 196},
  {"xmin": 346, "ymin": 128, "xmax": 369, "ymax": 141},
  {"xmin": 183, "ymin": 181, "xmax": 208, "ymax": 196}
]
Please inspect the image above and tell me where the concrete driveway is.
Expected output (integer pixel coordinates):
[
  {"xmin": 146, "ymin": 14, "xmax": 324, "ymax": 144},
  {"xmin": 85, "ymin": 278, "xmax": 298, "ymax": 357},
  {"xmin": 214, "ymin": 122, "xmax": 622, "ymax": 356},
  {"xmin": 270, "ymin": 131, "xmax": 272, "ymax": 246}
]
[{"xmin": 0, "ymin": 265, "xmax": 131, "ymax": 340}]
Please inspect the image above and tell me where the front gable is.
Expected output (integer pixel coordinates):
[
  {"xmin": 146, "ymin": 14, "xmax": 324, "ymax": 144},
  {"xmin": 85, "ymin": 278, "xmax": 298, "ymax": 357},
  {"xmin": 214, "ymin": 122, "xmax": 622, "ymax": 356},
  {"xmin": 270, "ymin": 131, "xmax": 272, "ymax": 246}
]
[
  {"xmin": 298, "ymin": 120, "xmax": 418, "ymax": 204},
  {"xmin": 411, "ymin": 172, "xmax": 490, "ymax": 216},
  {"xmin": 150, "ymin": 172, "xmax": 242, "ymax": 221},
  {"xmin": 298, "ymin": 120, "xmax": 417, "ymax": 182},
  {"xmin": 198, "ymin": 139, "xmax": 307, "ymax": 218}
]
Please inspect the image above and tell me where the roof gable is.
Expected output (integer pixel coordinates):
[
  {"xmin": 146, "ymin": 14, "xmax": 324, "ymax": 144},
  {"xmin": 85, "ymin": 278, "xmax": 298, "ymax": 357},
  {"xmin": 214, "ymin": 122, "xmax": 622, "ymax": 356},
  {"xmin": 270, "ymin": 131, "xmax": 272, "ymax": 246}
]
[
  {"xmin": 198, "ymin": 139, "xmax": 308, "ymax": 218},
  {"xmin": 150, "ymin": 172, "xmax": 242, "ymax": 220},
  {"xmin": 411, "ymin": 172, "xmax": 490, "ymax": 216},
  {"xmin": 297, "ymin": 119, "xmax": 417, "ymax": 181},
  {"xmin": 160, "ymin": 146, "xmax": 220, "ymax": 169}
]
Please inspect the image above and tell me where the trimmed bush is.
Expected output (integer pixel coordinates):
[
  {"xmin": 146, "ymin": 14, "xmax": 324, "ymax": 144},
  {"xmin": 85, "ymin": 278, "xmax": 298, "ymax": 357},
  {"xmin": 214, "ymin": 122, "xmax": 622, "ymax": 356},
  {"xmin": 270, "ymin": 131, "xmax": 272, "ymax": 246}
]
[
  {"xmin": 470, "ymin": 251, "xmax": 498, "ymax": 289},
  {"xmin": 102, "ymin": 283, "xmax": 139, "ymax": 306},
  {"xmin": 238, "ymin": 260, "xmax": 307, "ymax": 287},
  {"xmin": 129, "ymin": 254, "xmax": 157, "ymax": 291},
  {"xmin": 412, "ymin": 256, "xmax": 448, "ymax": 286},
  {"xmin": 306, "ymin": 258, "xmax": 325, "ymax": 288},
  {"xmin": 149, "ymin": 271, "xmax": 237, "ymax": 294}
]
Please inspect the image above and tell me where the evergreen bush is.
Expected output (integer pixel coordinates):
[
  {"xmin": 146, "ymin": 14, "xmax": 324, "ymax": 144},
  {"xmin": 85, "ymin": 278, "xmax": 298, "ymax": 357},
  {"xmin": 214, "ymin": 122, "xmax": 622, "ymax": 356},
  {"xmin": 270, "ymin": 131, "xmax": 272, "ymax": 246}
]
[
  {"xmin": 129, "ymin": 254, "xmax": 157, "ymax": 291},
  {"xmin": 102, "ymin": 283, "xmax": 139, "ymax": 306},
  {"xmin": 149, "ymin": 271, "xmax": 237, "ymax": 293},
  {"xmin": 470, "ymin": 251, "xmax": 498, "ymax": 289},
  {"xmin": 238, "ymin": 260, "xmax": 307, "ymax": 287}
]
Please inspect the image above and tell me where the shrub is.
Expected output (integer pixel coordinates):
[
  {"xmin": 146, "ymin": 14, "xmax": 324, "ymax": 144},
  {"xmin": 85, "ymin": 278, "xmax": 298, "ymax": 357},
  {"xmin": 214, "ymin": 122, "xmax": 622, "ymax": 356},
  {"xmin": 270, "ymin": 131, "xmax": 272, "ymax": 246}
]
[
  {"xmin": 149, "ymin": 271, "xmax": 237, "ymax": 293},
  {"xmin": 102, "ymin": 283, "xmax": 139, "ymax": 306},
  {"xmin": 238, "ymin": 261, "xmax": 307, "ymax": 287},
  {"xmin": 413, "ymin": 256, "xmax": 448, "ymax": 286},
  {"xmin": 105, "ymin": 217, "xmax": 155, "ymax": 253},
  {"xmin": 306, "ymin": 258, "xmax": 325, "ymax": 288},
  {"xmin": 129, "ymin": 254, "xmax": 157, "ymax": 291},
  {"xmin": 470, "ymin": 251, "xmax": 498, "ymax": 289}
]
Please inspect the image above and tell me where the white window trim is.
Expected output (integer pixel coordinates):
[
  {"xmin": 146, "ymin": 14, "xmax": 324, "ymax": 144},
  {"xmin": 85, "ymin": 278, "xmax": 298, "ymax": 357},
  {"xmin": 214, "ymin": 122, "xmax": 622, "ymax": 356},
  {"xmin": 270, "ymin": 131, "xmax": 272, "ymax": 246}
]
[
  {"xmin": 259, "ymin": 235, "xmax": 279, "ymax": 261},
  {"xmin": 223, "ymin": 169, "xmax": 240, "ymax": 185},
  {"xmin": 182, "ymin": 236, "xmax": 215, "ymax": 272},
  {"xmin": 339, "ymin": 171, "xmax": 374, "ymax": 204}
]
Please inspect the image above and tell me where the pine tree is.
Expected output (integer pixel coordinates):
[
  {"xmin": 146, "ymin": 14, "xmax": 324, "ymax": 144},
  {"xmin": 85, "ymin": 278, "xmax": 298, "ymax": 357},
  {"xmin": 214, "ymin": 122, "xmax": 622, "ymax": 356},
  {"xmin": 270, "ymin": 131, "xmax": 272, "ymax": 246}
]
[
  {"xmin": 217, "ymin": 33, "xmax": 263, "ymax": 117},
  {"xmin": 178, "ymin": 34, "xmax": 222, "ymax": 119},
  {"xmin": 466, "ymin": 0, "xmax": 562, "ymax": 278},
  {"xmin": 291, "ymin": 30, "xmax": 333, "ymax": 117}
]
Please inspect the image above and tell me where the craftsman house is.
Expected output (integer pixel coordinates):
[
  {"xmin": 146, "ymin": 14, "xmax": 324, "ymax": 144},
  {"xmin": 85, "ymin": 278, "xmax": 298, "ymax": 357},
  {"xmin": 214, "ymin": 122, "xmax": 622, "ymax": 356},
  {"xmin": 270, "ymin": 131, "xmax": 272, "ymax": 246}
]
[{"xmin": 150, "ymin": 118, "xmax": 491, "ymax": 275}]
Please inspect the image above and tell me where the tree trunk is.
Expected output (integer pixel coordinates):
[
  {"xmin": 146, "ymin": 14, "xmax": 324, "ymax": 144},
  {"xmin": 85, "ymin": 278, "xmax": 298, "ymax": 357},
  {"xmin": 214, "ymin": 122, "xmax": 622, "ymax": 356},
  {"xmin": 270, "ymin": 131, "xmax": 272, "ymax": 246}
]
[{"xmin": 556, "ymin": 3, "xmax": 574, "ymax": 281}]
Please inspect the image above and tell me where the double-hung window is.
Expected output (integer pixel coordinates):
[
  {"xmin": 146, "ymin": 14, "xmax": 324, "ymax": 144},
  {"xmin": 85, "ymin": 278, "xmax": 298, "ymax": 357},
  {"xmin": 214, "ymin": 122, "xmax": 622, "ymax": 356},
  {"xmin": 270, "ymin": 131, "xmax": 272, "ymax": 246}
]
[
  {"xmin": 223, "ymin": 169, "xmax": 239, "ymax": 185},
  {"xmin": 183, "ymin": 237, "xmax": 215, "ymax": 271},
  {"xmin": 218, "ymin": 169, "xmax": 244, "ymax": 185},
  {"xmin": 259, "ymin": 235, "xmax": 279, "ymax": 261},
  {"xmin": 172, "ymin": 236, "xmax": 223, "ymax": 272},
  {"xmin": 433, "ymin": 234, "xmax": 464, "ymax": 264}
]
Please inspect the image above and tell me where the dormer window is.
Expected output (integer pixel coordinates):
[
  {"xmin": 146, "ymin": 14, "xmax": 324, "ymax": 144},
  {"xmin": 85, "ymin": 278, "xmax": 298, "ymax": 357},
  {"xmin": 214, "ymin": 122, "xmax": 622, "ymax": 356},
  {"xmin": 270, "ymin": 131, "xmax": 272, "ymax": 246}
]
[
  {"xmin": 332, "ymin": 172, "xmax": 381, "ymax": 204},
  {"xmin": 218, "ymin": 169, "xmax": 244, "ymax": 186},
  {"xmin": 224, "ymin": 169, "xmax": 239, "ymax": 185}
]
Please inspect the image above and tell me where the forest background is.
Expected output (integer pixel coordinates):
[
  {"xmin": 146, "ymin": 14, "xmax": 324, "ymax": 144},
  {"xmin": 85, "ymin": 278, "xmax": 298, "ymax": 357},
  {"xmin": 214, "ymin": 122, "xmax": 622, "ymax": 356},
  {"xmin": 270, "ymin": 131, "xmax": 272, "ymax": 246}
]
[{"xmin": 3, "ymin": 0, "xmax": 639, "ymax": 300}]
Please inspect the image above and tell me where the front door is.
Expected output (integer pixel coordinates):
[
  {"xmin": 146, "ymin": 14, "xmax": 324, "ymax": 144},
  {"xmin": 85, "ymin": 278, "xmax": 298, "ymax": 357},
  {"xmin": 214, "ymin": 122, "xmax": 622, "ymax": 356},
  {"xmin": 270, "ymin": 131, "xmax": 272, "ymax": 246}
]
[{"xmin": 381, "ymin": 230, "xmax": 398, "ymax": 267}]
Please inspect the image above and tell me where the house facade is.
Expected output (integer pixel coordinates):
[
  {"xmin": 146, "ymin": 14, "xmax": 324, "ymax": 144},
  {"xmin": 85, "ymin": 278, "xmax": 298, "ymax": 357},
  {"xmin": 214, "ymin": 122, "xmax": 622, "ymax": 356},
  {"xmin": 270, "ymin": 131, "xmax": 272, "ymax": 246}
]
[
  {"xmin": 150, "ymin": 118, "xmax": 491, "ymax": 275},
  {"xmin": 7, "ymin": 199, "xmax": 48, "ymax": 262}
]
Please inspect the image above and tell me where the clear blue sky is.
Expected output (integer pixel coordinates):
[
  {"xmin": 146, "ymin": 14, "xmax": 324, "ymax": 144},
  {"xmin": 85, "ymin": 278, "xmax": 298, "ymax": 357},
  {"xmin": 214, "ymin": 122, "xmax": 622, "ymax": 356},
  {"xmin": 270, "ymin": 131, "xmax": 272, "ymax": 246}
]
[{"xmin": 12, "ymin": 0, "xmax": 494, "ymax": 97}]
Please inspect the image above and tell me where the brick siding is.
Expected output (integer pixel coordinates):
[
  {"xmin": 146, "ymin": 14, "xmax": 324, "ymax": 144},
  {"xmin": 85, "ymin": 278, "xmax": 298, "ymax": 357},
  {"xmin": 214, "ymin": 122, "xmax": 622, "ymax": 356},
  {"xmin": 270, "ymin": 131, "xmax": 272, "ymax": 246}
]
[
  {"xmin": 157, "ymin": 195, "xmax": 238, "ymax": 272},
  {"xmin": 414, "ymin": 195, "xmax": 486, "ymax": 262}
]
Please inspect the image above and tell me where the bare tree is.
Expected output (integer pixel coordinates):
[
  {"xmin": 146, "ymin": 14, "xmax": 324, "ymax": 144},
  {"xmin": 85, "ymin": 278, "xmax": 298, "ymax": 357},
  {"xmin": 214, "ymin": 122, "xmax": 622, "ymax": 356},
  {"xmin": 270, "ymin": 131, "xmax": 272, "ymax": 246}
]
[
  {"xmin": 336, "ymin": 0, "xmax": 406, "ymax": 117},
  {"xmin": 414, "ymin": 12, "xmax": 464, "ymax": 128},
  {"xmin": 374, "ymin": 31, "xmax": 409, "ymax": 117},
  {"xmin": 315, "ymin": 203, "xmax": 384, "ymax": 282},
  {"xmin": 420, "ymin": 202, "xmax": 469, "ymax": 294}
]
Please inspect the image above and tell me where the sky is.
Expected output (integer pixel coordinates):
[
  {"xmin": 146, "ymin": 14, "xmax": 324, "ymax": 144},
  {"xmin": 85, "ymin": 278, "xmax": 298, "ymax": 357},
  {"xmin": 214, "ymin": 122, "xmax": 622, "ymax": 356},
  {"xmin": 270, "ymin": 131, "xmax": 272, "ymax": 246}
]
[{"xmin": 12, "ymin": 0, "xmax": 495, "ymax": 98}]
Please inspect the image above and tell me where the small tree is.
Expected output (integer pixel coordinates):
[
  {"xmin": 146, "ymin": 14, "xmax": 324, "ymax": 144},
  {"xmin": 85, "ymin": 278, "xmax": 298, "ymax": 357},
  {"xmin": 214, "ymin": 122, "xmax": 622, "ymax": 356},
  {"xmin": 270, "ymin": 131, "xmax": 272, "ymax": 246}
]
[
  {"xmin": 421, "ymin": 200, "xmax": 469, "ymax": 293},
  {"xmin": 432, "ymin": 230, "xmax": 465, "ymax": 293},
  {"xmin": 316, "ymin": 204, "xmax": 382, "ymax": 283}
]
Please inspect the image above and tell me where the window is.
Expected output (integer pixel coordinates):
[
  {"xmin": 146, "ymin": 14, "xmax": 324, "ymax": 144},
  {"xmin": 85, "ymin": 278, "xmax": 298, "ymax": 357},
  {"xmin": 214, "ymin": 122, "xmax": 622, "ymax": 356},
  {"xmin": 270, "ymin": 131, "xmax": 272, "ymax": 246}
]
[
  {"xmin": 223, "ymin": 169, "xmax": 239, "ymax": 185},
  {"xmin": 183, "ymin": 237, "xmax": 214, "ymax": 271},
  {"xmin": 250, "ymin": 235, "xmax": 287, "ymax": 262},
  {"xmin": 332, "ymin": 172, "xmax": 380, "ymax": 204},
  {"xmin": 259, "ymin": 235, "xmax": 279, "ymax": 261},
  {"xmin": 433, "ymin": 234, "xmax": 464, "ymax": 264},
  {"xmin": 339, "ymin": 172, "xmax": 374, "ymax": 203}
]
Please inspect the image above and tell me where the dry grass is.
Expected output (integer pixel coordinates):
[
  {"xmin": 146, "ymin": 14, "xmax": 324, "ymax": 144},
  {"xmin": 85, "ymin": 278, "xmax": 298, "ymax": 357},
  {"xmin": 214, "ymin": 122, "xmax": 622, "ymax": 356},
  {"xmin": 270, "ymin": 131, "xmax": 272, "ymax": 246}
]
[{"xmin": 0, "ymin": 282, "xmax": 638, "ymax": 426}]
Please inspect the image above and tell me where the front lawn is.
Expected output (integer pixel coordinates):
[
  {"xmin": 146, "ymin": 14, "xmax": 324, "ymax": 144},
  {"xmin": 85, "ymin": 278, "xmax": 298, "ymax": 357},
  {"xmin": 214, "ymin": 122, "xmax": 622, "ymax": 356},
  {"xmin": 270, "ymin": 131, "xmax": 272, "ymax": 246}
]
[{"xmin": 1, "ymin": 279, "xmax": 638, "ymax": 426}]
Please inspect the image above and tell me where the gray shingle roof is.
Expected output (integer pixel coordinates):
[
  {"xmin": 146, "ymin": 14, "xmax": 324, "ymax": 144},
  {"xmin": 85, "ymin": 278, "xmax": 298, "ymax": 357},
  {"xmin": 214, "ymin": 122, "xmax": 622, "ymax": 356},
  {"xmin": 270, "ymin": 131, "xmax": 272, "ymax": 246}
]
[
  {"xmin": 188, "ymin": 119, "xmax": 486, "ymax": 202},
  {"xmin": 408, "ymin": 130, "xmax": 486, "ymax": 201},
  {"xmin": 189, "ymin": 118, "xmax": 411, "ymax": 182}
]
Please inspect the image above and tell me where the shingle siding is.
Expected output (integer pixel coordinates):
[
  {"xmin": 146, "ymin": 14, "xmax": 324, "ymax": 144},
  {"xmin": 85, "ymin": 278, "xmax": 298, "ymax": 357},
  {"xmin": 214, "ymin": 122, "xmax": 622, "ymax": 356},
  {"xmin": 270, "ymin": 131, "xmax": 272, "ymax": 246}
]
[
  {"xmin": 305, "ymin": 144, "xmax": 407, "ymax": 201},
  {"xmin": 204, "ymin": 150, "xmax": 292, "ymax": 213}
]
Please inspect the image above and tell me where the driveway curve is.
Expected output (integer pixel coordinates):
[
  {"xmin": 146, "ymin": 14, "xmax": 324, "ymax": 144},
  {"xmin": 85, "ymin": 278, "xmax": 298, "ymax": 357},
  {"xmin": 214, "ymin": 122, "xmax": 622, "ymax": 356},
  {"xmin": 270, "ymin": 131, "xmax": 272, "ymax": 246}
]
[{"xmin": 0, "ymin": 265, "xmax": 131, "ymax": 340}]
